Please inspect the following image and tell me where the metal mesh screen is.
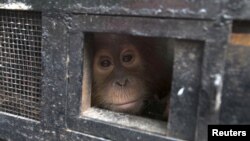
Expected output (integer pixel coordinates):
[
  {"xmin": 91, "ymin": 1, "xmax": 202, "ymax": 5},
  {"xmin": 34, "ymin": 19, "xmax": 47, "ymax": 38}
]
[{"xmin": 0, "ymin": 10, "xmax": 42, "ymax": 120}]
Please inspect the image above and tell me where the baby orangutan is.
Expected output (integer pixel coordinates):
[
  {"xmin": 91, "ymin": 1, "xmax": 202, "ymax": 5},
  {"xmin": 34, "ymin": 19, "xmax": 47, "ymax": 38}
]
[{"xmin": 91, "ymin": 33, "xmax": 171, "ymax": 119}]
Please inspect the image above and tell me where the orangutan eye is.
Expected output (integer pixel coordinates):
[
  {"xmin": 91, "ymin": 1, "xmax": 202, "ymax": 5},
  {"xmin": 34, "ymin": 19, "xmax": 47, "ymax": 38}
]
[
  {"xmin": 122, "ymin": 54, "xmax": 133, "ymax": 63},
  {"xmin": 100, "ymin": 59, "xmax": 111, "ymax": 67}
]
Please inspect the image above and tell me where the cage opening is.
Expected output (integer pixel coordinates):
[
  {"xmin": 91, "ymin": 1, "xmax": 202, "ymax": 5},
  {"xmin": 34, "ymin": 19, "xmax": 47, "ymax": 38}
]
[
  {"xmin": 230, "ymin": 20, "xmax": 250, "ymax": 46},
  {"xmin": 80, "ymin": 32, "xmax": 174, "ymax": 133},
  {"xmin": 80, "ymin": 32, "xmax": 204, "ymax": 136},
  {"xmin": 85, "ymin": 33, "xmax": 173, "ymax": 121}
]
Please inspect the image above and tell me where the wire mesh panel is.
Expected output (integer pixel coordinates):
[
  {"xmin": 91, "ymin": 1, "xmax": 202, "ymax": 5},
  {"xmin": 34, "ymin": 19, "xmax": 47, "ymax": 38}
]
[{"xmin": 0, "ymin": 10, "xmax": 42, "ymax": 120}]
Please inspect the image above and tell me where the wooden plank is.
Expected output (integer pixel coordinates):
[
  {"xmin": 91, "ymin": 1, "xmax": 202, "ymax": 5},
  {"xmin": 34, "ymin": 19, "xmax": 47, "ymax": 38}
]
[{"xmin": 230, "ymin": 34, "xmax": 250, "ymax": 47}]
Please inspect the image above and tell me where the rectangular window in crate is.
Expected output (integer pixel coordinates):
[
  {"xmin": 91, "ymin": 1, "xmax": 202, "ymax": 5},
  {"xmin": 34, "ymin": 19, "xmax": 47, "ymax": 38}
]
[
  {"xmin": 230, "ymin": 20, "xmax": 250, "ymax": 47},
  {"xmin": 0, "ymin": 10, "xmax": 42, "ymax": 120},
  {"xmin": 78, "ymin": 32, "xmax": 203, "ymax": 136}
]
